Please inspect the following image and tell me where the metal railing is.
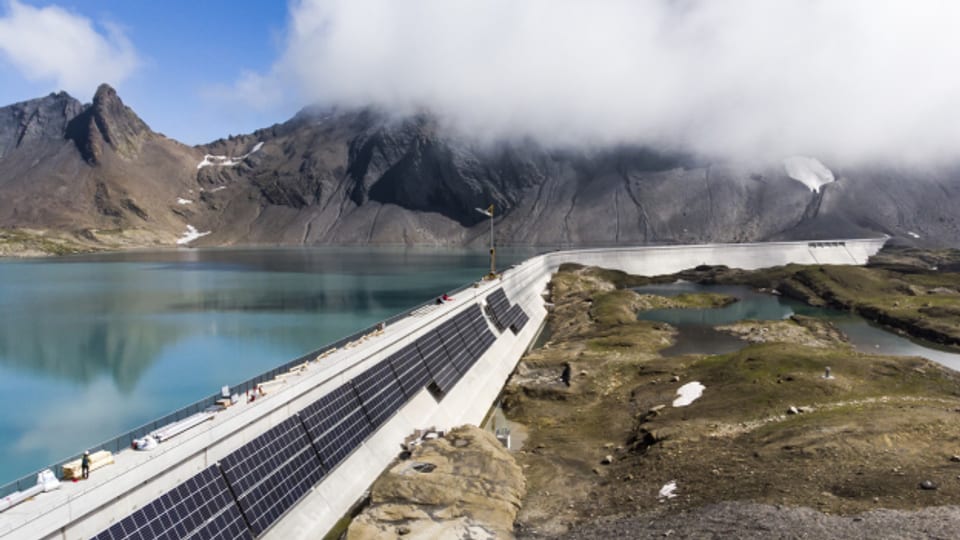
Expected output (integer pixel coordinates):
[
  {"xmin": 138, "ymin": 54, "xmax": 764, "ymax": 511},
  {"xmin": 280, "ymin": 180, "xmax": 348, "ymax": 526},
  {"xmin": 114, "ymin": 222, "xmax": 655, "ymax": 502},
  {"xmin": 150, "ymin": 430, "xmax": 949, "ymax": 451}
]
[{"xmin": 0, "ymin": 277, "xmax": 492, "ymax": 500}]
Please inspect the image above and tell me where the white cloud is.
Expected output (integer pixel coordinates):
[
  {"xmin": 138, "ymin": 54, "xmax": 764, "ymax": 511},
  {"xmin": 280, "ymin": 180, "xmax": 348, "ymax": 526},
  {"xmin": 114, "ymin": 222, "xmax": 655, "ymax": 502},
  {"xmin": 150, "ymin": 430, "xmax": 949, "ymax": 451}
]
[
  {"xmin": 200, "ymin": 69, "xmax": 287, "ymax": 112},
  {"xmin": 241, "ymin": 0, "xmax": 960, "ymax": 165},
  {"xmin": 0, "ymin": 0, "xmax": 138, "ymax": 98}
]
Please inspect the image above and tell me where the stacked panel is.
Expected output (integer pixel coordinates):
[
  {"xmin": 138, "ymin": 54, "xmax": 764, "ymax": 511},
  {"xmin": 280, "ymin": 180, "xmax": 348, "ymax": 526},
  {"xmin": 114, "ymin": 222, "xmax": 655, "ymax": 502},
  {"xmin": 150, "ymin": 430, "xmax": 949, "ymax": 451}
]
[
  {"xmin": 299, "ymin": 385, "xmax": 375, "ymax": 471},
  {"xmin": 351, "ymin": 359, "xmax": 409, "ymax": 428},
  {"xmin": 470, "ymin": 305, "xmax": 496, "ymax": 351},
  {"xmin": 485, "ymin": 289, "xmax": 512, "ymax": 331},
  {"xmin": 501, "ymin": 304, "xmax": 530, "ymax": 333},
  {"xmin": 416, "ymin": 329, "xmax": 461, "ymax": 393},
  {"xmin": 436, "ymin": 319, "xmax": 472, "ymax": 376},
  {"xmin": 91, "ymin": 466, "xmax": 249, "ymax": 540},
  {"xmin": 452, "ymin": 307, "xmax": 482, "ymax": 361},
  {"xmin": 386, "ymin": 343, "xmax": 432, "ymax": 397},
  {"xmin": 219, "ymin": 416, "xmax": 325, "ymax": 536}
]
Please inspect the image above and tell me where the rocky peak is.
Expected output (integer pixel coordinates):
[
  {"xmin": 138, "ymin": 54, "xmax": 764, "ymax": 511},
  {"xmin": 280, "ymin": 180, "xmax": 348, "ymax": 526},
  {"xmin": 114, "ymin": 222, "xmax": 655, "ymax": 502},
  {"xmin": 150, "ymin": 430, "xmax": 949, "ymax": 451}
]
[
  {"xmin": 0, "ymin": 91, "xmax": 84, "ymax": 159},
  {"xmin": 67, "ymin": 83, "xmax": 151, "ymax": 164}
]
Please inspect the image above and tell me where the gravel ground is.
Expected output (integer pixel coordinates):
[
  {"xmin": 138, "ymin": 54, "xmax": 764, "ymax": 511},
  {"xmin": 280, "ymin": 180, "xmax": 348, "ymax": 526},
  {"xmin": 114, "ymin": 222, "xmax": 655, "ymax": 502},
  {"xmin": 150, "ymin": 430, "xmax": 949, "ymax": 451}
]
[{"xmin": 519, "ymin": 502, "xmax": 960, "ymax": 540}]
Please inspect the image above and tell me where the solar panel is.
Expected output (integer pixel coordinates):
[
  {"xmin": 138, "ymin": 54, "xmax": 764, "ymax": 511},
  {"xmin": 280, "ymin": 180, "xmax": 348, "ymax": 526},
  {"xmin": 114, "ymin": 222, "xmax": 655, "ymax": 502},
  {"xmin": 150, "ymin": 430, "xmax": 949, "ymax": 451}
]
[
  {"xmin": 496, "ymin": 303, "xmax": 522, "ymax": 333},
  {"xmin": 219, "ymin": 416, "xmax": 324, "ymax": 536},
  {"xmin": 436, "ymin": 320, "xmax": 472, "ymax": 374},
  {"xmin": 458, "ymin": 330, "xmax": 481, "ymax": 363},
  {"xmin": 447, "ymin": 306, "xmax": 495, "ymax": 366},
  {"xmin": 416, "ymin": 330, "xmax": 461, "ymax": 392},
  {"xmin": 351, "ymin": 359, "xmax": 409, "ymax": 428},
  {"xmin": 502, "ymin": 304, "xmax": 529, "ymax": 332},
  {"xmin": 514, "ymin": 308, "xmax": 529, "ymax": 330},
  {"xmin": 453, "ymin": 307, "xmax": 484, "ymax": 359},
  {"xmin": 299, "ymin": 385, "xmax": 375, "ymax": 471},
  {"xmin": 485, "ymin": 289, "xmax": 511, "ymax": 331},
  {"xmin": 387, "ymin": 343, "xmax": 432, "ymax": 397},
  {"xmin": 468, "ymin": 311, "xmax": 497, "ymax": 353},
  {"xmin": 91, "ymin": 466, "xmax": 250, "ymax": 540},
  {"xmin": 478, "ymin": 327, "xmax": 497, "ymax": 351}
]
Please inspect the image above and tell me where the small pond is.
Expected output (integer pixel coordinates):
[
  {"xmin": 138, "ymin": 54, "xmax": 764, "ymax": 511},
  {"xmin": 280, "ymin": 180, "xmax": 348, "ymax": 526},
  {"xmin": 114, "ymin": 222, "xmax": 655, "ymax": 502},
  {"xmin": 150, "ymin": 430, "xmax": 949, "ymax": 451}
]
[{"xmin": 635, "ymin": 281, "xmax": 960, "ymax": 372}]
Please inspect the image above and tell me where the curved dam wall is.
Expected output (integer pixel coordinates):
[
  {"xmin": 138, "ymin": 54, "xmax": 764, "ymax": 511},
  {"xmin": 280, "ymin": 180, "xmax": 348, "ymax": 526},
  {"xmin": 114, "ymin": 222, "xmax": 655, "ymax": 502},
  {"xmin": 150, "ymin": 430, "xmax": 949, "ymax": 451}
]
[{"xmin": 0, "ymin": 238, "xmax": 886, "ymax": 540}]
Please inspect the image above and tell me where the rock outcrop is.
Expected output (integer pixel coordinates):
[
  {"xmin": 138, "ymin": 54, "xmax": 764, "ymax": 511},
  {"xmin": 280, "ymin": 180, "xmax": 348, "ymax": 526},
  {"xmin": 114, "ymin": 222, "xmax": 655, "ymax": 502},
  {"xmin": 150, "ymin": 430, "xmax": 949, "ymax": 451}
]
[
  {"xmin": 346, "ymin": 425, "xmax": 526, "ymax": 540},
  {"xmin": 0, "ymin": 91, "xmax": 83, "ymax": 160},
  {"xmin": 66, "ymin": 84, "xmax": 150, "ymax": 164}
]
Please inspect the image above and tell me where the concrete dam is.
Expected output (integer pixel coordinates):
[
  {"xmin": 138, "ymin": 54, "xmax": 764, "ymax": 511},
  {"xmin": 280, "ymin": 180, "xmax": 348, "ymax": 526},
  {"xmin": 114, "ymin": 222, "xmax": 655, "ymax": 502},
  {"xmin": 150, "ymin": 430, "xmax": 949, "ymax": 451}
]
[{"xmin": 0, "ymin": 239, "xmax": 887, "ymax": 540}]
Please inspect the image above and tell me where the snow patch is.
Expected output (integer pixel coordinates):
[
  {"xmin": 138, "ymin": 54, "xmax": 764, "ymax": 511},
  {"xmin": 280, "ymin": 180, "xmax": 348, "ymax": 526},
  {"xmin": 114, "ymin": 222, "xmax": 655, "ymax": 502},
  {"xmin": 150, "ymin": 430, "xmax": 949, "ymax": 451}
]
[
  {"xmin": 176, "ymin": 198, "xmax": 192, "ymax": 205},
  {"xmin": 907, "ymin": 231, "xmax": 920, "ymax": 239},
  {"xmin": 783, "ymin": 156, "xmax": 835, "ymax": 193},
  {"xmin": 209, "ymin": 186, "xmax": 227, "ymax": 193},
  {"xmin": 197, "ymin": 141, "xmax": 264, "ymax": 169},
  {"xmin": 176, "ymin": 225, "xmax": 211, "ymax": 245},
  {"xmin": 658, "ymin": 480, "xmax": 678, "ymax": 500},
  {"xmin": 673, "ymin": 381, "xmax": 705, "ymax": 407}
]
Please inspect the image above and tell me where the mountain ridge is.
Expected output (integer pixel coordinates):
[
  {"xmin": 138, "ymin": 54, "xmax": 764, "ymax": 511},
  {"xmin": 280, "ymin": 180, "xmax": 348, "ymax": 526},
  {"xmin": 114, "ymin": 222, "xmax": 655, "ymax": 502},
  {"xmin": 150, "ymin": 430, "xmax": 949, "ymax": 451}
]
[{"xmin": 0, "ymin": 84, "xmax": 957, "ymax": 255}]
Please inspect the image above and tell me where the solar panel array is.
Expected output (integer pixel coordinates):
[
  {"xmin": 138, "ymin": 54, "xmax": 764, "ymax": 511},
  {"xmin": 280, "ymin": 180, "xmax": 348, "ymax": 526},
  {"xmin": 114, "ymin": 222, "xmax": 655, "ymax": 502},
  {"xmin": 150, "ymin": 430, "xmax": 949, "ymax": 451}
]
[
  {"xmin": 351, "ymin": 360, "xmax": 408, "ymax": 429},
  {"xmin": 300, "ymin": 385, "xmax": 375, "ymax": 470},
  {"xmin": 92, "ymin": 301, "xmax": 502, "ymax": 539},
  {"xmin": 386, "ymin": 343, "xmax": 432, "ymax": 396},
  {"xmin": 485, "ymin": 289, "xmax": 512, "ymax": 331},
  {"xmin": 416, "ymin": 329, "xmax": 461, "ymax": 392},
  {"xmin": 500, "ymin": 304, "xmax": 530, "ymax": 333},
  {"xmin": 452, "ymin": 305, "xmax": 497, "ymax": 367},
  {"xmin": 91, "ymin": 466, "xmax": 249, "ymax": 540},
  {"xmin": 219, "ymin": 416, "xmax": 324, "ymax": 536},
  {"xmin": 485, "ymin": 288, "xmax": 529, "ymax": 334},
  {"xmin": 436, "ymin": 320, "xmax": 471, "ymax": 378}
]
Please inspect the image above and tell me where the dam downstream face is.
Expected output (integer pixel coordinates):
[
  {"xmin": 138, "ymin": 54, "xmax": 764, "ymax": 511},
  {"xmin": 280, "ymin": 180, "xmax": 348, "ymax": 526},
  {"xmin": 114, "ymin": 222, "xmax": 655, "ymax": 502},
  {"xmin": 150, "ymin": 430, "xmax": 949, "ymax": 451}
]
[{"xmin": 0, "ymin": 246, "xmax": 533, "ymax": 486}]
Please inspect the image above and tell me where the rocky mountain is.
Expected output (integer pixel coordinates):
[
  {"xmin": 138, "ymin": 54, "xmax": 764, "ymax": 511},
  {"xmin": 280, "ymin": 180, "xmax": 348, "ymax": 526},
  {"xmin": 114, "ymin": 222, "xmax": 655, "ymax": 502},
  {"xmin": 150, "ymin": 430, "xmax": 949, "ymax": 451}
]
[
  {"xmin": 1, "ymin": 85, "xmax": 959, "ymax": 252},
  {"xmin": 0, "ymin": 85, "xmax": 204, "ymax": 249}
]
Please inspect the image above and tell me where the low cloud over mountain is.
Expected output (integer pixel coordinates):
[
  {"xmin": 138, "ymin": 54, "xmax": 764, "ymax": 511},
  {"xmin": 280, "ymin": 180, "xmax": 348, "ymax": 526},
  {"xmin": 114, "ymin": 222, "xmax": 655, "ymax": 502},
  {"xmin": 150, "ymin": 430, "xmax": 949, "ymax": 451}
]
[{"xmin": 233, "ymin": 0, "xmax": 960, "ymax": 166}]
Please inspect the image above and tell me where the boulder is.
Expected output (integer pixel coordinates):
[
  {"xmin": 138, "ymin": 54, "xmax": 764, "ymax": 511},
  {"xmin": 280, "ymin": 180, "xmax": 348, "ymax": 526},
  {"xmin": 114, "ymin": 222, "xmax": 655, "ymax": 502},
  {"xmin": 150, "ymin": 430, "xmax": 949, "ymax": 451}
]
[{"xmin": 346, "ymin": 425, "xmax": 526, "ymax": 540}]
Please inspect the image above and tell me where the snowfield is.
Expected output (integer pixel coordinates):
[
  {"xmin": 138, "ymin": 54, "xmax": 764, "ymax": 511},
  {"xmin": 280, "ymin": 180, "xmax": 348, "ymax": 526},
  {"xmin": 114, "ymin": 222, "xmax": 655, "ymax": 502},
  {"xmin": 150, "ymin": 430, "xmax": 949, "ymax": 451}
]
[
  {"xmin": 659, "ymin": 481, "xmax": 678, "ymax": 500},
  {"xmin": 673, "ymin": 382, "xmax": 705, "ymax": 407},
  {"xmin": 176, "ymin": 225, "xmax": 211, "ymax": 245},
  {"xmin": 783, "ymin": 156, "xmax": 835, "ymax": 193},
  {"xmin": 197, "ymin": 141, "xmax": 264, "ymax": 169}
]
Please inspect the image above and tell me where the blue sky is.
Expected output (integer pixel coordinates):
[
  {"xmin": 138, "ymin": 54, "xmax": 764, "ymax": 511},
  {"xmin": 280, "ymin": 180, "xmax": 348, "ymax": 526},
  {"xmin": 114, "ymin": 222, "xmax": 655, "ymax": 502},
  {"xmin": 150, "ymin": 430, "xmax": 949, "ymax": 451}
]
[{"xmin": 0, "ymin": 1, "xmax": 297, "ymax": 144}]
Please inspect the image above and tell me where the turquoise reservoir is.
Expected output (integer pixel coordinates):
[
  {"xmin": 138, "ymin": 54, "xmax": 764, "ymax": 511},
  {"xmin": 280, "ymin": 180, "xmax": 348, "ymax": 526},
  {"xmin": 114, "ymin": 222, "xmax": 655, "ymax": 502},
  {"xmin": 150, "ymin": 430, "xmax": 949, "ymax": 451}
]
[{"xmin": 0, "ymin": 247, "xmax": 530, "ymax": 485}]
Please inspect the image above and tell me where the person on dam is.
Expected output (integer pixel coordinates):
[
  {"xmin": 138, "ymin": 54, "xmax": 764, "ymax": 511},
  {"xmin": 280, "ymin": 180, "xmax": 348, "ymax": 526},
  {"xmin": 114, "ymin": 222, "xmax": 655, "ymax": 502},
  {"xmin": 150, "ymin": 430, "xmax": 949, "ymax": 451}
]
[{"xmin": 81, "ymin": 450, "xmax": 91, "ymax": 479}]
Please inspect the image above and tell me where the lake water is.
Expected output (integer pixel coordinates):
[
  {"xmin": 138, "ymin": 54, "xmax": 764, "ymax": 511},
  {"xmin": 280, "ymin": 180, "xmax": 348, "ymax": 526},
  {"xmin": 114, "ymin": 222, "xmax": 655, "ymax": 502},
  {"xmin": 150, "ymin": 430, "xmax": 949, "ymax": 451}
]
[
  {"xmin": 635, "ymin": 282, "xmax": 960, "ymax": 371},
  {"xmin": 0, "ymin": 247, "xmax": 532, "ymax": 485}
]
